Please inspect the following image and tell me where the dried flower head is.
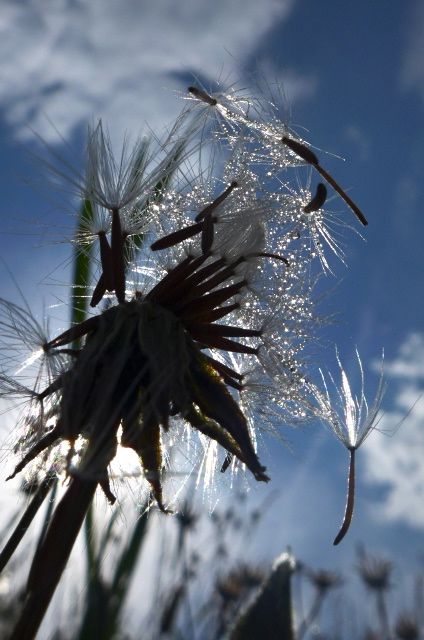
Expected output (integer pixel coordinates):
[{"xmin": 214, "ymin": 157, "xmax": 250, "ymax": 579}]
[
  {"xmin": 306, "ymin": 568, "xmax": 343, "ymax": 593},
  {"xmin": 0, "ymin": 81, "xmax": 370, "ymax": 638},
  {"xmin": 395, "ymin": 613, "xmax": 421, "ymax": 640},
  {"xmin": 357, "ymin": 550, "xmax": 393, "ymax": 592},
  {"xmin": 216, "ymin": 563, "xmax": 265, "ymax": 603}
]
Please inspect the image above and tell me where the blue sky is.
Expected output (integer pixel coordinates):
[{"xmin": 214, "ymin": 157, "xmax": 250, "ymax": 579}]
[{"xmin": 0, "ymin": 0, "xmax": 424, "ymax": 631}]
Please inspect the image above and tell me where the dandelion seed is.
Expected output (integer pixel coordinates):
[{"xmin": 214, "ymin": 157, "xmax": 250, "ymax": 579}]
[
  {"xmin": 282, "ymin": 136, "xmax": 368, "ymax": 225},
  {"xmin": 150, "ymin": 221, "xmax": 205, "ymax": 251},
  {"xmin": 282, "ymin": 136, "xmax": 319, "ymax": 166},
  {"xmin": 188, "ymin": 86, "xmax": 218, "ymax": 106},
  {"xmin": 194, "ymin": 181, "xmax": 238, "ymax": 222},
  {"xmin": 315, "ymin": 163, "xmax": 368, "ymax": 226},
  {"xmin": 303, "ymin": 183, "xmax": 327, "ymax": 213},
  {"xmin": 333, "ymin": 446, "xmax": 356, "ymax": 545},
  {"xmin": 314, "ymin": 350, "xmax": 384, "ymax": 544},
  {"xmin": 84, "ymin": 121, "xmax": 155, "ymax": 212}
]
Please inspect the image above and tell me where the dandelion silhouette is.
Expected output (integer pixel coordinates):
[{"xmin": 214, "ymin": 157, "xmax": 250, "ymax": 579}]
[{"xmin": 0, "ymin": 83, "xmax": 375, "ymax": 639}]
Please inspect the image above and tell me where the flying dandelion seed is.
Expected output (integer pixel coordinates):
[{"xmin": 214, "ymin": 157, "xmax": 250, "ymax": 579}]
[
  {"xmin": 314, "ymin": 351, "xmax": 384, "ymax": 545},
  {"xmin": 0, "ymin": 80, "xmax": 374, "ymax": 639}
]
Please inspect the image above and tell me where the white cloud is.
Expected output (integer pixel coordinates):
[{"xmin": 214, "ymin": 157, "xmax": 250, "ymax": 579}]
[
  {"xmin": 0, "ymin": 0, "xmax": 307, "ymax": 143},
  {"xmin": 363, "ymin": 333, "xmax": 424, "ymax": 529},
  {"xmin": 253, "ymin": 59, "xmax": 318, "ymax": 107},
  {"xmin": 381, "ymin": 333, "xmax": 424, "ymax": 380},
  {"xmin": 400, "ymin": 0, "xmax": 424, "ymax": 100},
  {"xmin": 343, "ymin": 125, "xmax": 371, "ymax": 161}
]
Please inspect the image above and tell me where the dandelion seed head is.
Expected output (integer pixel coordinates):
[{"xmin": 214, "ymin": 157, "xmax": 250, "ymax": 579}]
[
  {"xmin": 394, "ymin": 612, "xmax": 421, "ymax": 640},
  {"xmin": 357, "ymin": 549, "xmax": 393, "ymax": 592},
  {"xmin": 306, "ymin": 567, "xmax": 343, "ymax": 592},
  {"xmin": 0, "ymin": 77, "xmax": 376, "ymax": 639},
  {"xmin": 1, "ymin": 81, "xmax": 368, "ymax": 516}
]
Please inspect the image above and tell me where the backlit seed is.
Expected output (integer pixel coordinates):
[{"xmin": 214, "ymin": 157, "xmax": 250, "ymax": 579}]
[
  {"xmin": 188, "ymin": 86, "xmax": 218, "ymax": 106},
  {"xmin": 303, "ymin": 183, "xmax": 327, "ymax": 213}
]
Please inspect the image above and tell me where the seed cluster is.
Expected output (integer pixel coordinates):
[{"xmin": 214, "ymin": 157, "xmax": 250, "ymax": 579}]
[{"xmin": 0, "ymin": 81, "xmax": 383, "ymax": 640}]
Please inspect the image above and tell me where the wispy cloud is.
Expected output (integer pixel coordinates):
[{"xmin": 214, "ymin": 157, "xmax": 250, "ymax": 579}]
[
  {"xmin": 0, "ymin": 0, "xmax": 303, "ymax": 142},
  {"xmin": 362, "ymin": 333, "xmax": 424, "ymax": 529},
  {"xmin": 400, "ymin": 0, "xmax": 424, "ymax": 100},
  {"xmin": 343, "ymin": 125, "xmax": 371, "ymax": 161}
]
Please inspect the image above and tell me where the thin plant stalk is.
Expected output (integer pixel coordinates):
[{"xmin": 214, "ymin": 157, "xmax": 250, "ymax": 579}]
[
  {"xmin": 333, "ymin": 447, "xmax": 356, "ymax": 545},
  {"xmin": 9, "ymin": 441, "xmax": 110, "ymax": 640},
  {"xmin": 376, "ymin": 590, "xmax": 392, "ymax": 640},
  {"xmin": 297, "ymin": 591, "xmax": 325, "ymax": 640},
  {"xmin": 10, "ymin": 477, "xmax": 99, "ymax": 640},
  {"xmin": 33, "ymin": 474, "xmax": 59, "ymax": 555},
  {"xmin": 0, "ymin": 469, "xmax": 57, "ymax": 574}
]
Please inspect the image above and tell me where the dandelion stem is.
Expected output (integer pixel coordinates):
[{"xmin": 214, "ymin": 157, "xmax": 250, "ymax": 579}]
[
  {"xmin": 184, "ymin": 264, "xmax": 237, "ymax": 300},
  {"xmin": 10, "ymin": 475, "xmax": 99, "ymax": 640},
  {"xmin": 190, "ymin": 323, "xmax": 261, "ymax": 338},
  {"xmin": 191, "ymin": 333, "xmax": 258, "ymax": 355},
  {"xmin": 221, "ymin": 452, "xmax": 233, "ymax": 472},
  {"xmin": 38, "ymin": 375, "xmax": 64, "ymax": 400},
  {"xmin": 0, "ymin": 469, "xmax": 57, "ymax": 574},
  {"xmin": 376, "ymin": 590, "xmax": 391, "ymax": 639},
  {"xmin": 297, "ymin": 591, "xmax": 325, "ymax": 640},
  {"xmin": 333, "ymin": 447, "xmax": 356, "ymax": 545},
  {"xmin": 146, "ymin": 255, "xmax": 195, "ymax": 302}
]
